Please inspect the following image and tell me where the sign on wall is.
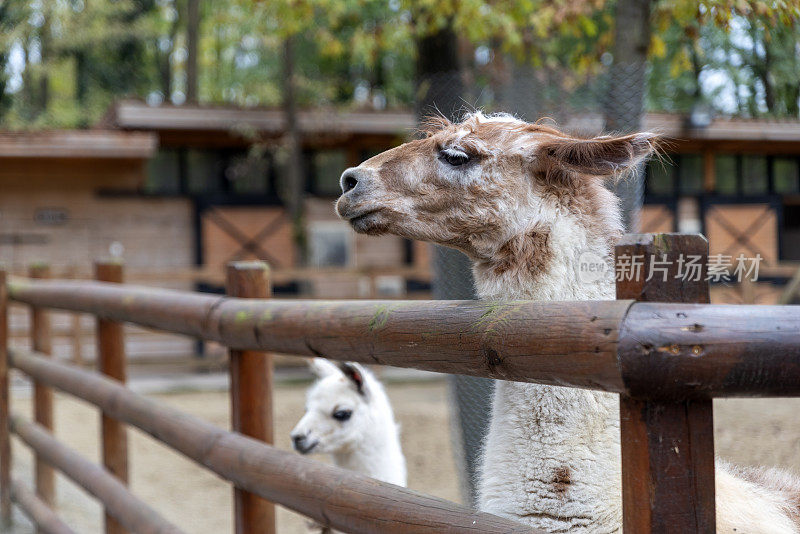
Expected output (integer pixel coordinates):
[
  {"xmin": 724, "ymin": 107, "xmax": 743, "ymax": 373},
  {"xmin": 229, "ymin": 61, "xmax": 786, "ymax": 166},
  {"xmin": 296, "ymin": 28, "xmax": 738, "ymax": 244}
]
[{"xmin": 34, "ymin": 208, "xmax": 70, "ymax": 226}]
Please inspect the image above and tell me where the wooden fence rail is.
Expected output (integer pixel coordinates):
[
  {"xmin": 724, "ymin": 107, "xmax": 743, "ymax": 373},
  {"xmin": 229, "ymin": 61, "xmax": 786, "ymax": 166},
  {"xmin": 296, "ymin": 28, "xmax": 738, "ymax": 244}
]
[
  {"xmin": 1, "ymin": 234, "xmax": 800, "ymax": 534},
  {"xmin": 10, "ymin": 415, "xmax": 185, "ymax": 534},
  {"xmin": 8, "ymin": 348, "xmax": 538, "ymax": 534},
  {"xmin": 6, "ymin": 278, "xmax": 800, "ymax": 399},
  {"xmin": 9, "ymin": 480, "xmax": 75, "ymax": 534}
]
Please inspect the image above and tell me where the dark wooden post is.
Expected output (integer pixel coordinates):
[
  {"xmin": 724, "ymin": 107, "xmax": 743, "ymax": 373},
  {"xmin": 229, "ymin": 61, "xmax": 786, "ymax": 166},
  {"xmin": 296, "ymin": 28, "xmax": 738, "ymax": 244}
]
[
  {"xmin": 226, "ymin": 262, "xmax": 275, "ymax": 534},
  {"xmin": 30, "ymin": 264, "xmax": 55, "ymax": 522},
  {"xmin": 95, "ymin": 261, "xmax": 129, "ymax": 534},
  {"xmin": 0, "ymin": 268, "xmax": 11, "ymax": 528},
  {"xmin": 616, "ymin": 234, "xmax": 716, "ymax": 533}
]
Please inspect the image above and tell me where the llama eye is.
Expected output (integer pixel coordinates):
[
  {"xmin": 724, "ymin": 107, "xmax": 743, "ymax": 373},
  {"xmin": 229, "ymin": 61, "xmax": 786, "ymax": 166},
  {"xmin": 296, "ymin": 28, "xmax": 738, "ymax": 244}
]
[
  {"xmin": 440, "ymin": 149, "xmax": 471, "ymax": 167},
  {"xmin": 332, "ymin": 409, "xmax": 352, "ymax": 422}
]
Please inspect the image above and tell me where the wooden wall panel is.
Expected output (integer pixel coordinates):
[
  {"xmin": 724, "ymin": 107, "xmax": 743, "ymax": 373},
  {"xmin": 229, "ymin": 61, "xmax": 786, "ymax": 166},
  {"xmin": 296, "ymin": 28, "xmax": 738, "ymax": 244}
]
[
  {"xmin": 639, "ymin": 205, "xmax": 675, "ymax": 234},
  {"xmin": 704, "ymin": 204, "xmax": 778, "ymax": 263},
  {"xmin": 0, "ymin": 159, "xmax": 196, "ymax": 359},
  {"xmin": 0, "ymin": 195, "xmax": 194, "ymax": 271},
  {"xmin": 710, "ymin": 283, "xmax": 783, "ymax": 305},
  {"xmin": 201, "ymin": 207, "xmax": 295, "ymax": 271}
]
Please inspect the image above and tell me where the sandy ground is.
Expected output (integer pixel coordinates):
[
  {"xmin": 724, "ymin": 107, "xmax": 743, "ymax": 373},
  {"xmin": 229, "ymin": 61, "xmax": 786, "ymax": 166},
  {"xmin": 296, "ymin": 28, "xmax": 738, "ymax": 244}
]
[{"xmin": 4, "ymin": 379, "xmax": 800, "ymax": 534}]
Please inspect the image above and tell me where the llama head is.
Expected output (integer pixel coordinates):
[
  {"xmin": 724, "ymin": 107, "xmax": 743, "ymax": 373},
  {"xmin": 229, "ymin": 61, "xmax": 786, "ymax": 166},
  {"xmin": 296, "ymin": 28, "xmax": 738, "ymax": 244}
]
[
  {"xmin": 291, "ymin": 358, "xmax": 374, "ymax": 455},
  {"xmin": 335, "ymin": 113, "xmax": 657, "ymax": 296}
]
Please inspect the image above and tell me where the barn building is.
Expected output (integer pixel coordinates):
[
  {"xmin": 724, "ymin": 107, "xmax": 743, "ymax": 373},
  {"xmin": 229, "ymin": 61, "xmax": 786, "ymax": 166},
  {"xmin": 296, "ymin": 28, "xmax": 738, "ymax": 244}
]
[
  {"xmin": 2, "ymin": 102, "xmax": 798, "ymax": 307},
  {"xmin": 636, "ymin": 113, "xmax": 800, "ymax": 303},
  {"xmin": 100, "ymin": 101, "xmax": 426, "ymax": 298}
]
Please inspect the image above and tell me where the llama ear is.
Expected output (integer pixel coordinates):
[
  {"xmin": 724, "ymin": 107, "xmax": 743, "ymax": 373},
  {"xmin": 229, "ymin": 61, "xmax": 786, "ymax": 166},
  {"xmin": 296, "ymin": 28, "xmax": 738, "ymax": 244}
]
[
  {"xmin": 309, "ymin": 358, "xmax": 339, "ymax": 378},
  {"xmin": 338, "ymin": 362, "xmax": 367, "ymax": 396},
  {"xmin": 538, "ymin": 132, "xmax": 658, "ymax": 177}
]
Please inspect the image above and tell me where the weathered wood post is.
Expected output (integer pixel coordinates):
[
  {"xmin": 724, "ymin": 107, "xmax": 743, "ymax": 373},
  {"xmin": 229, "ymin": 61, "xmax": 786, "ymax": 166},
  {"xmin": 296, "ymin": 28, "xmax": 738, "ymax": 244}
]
[
  {"xmin": 95, "ymin": 261, "xmax": 129, "ymax": 534},
  {"xmin": 67, "ymin": 267, "xmax": 83, "ymax": 367},
  {"xmin": 0, "ymin": 268, "xmax": 11, "ymax": 528},
  {"xmin": 30, "ymin": 264, "xmax": 55, "ymax": 520},
  {"xmin": 226, "ymin": 261, "xmax": 275, "ymax": 534},
  {"xmin": 615, "ymin": 234, "xmax": 716, "ymax": 533}
]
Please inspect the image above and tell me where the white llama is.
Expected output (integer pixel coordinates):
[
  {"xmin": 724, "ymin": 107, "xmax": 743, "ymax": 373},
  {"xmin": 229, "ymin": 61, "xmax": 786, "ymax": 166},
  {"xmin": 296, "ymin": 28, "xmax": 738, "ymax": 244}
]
[
  {"xmin": 291, "ymin": 358, "xmax": 407, "ymax": 487},
  {"xmin": 334, "ymin": 111, "xmax": 800, "ymax": 533}
]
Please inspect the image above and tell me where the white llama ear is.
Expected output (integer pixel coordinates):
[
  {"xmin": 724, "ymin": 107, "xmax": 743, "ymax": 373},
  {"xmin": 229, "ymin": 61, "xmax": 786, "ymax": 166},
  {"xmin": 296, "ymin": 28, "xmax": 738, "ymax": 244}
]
[
  {"xmin": 308, "ymin": 358, "xmax": 340, "ymax": 378},
  {"xmin": 539, "ymin": 132, "xmax": 659, "ymax": 177},
  {"xmin": 338, "ymin": 362, "xmax": 368, "ymax": 396}
]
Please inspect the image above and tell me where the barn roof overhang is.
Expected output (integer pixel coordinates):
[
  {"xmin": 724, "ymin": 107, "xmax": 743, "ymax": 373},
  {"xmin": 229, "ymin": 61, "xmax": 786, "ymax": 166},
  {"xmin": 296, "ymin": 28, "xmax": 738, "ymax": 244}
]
[
  {"xmin": 0, "ymin": 130, "xmax": 158, "ymax": 159},
  {"xmin": 102, "ymin": 100, "xmax": 800, "ymax": 153},
  {"xmin": 103, "ymin": 100, "xmax": 416, "ymax": 148},
  {"xmin": 562, "ymin": 113, "xmax": 800, "ymax": 154}
]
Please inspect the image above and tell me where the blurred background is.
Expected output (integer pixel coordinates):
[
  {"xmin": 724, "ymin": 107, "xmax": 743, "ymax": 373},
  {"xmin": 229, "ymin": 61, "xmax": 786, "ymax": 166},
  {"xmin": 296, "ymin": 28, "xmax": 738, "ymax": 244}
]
[{"xmin": 2, "ymin": 1, "xmax": 800, "ymax": 532}]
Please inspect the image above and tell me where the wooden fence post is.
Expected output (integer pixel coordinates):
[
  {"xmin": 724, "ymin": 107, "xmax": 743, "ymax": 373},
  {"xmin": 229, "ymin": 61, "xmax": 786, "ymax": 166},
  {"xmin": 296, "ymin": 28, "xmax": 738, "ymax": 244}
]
[
  {"xmin": 226, "ymin": 261, "xmax": 275, "ymax": 534},
  {"xmin": 95, "ymin": 261, "xmax": 129, "ymax": 534},
  {"xmin": 67, "ymin": 267, "xmax": 83, "ymax": 367},
  {"xmin": 30, "ymin": 264, "xmax": 55, "ymax": 522},
  {"xmin": 0, "ymin": 268, "xmax": 11, "ymax": 528},
  {"xmin": 616, "ymin": 234, "xmax": 716, "ymax": 533}
]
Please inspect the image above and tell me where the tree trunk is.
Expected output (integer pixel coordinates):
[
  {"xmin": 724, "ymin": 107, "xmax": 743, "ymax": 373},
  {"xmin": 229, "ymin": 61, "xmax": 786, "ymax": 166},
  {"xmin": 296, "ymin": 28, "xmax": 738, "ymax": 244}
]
[
  {"xmin": 416, "ymin": 26, "xmax": 465, "ymax": 121},
  {"xmin": 75, "ymin": 51, "xmax": 89, "ymax": 112},
  {"xmin": 761, "ymin": 45, "xmax": 776, "ymax": 114},
  {"xmin": 486, "ymin": 38, "xmax": 510, "ymax": 111},
  {"xmin": 21, "ymin": 39, "xmax": 34, "ymax": 120},
  {"xmin": 282, "ymin": 36, "xmax": 306, "ymax": 263},
  {"xmin": 416, "ymin": 23, "xmax": 489, "ymax": 509},
  {"xmin": 604, "ymin": 0, "xmax": 652, "ymax": 232},
  {"xmin": 505, "ymin": 32, "xmax": 539, "ymax": 122},
  {"xmin": 415, "ymin": 25, "xmax": 470, "ymax": 295},
  {"xmin": 0, "ymin": 51, "xmax": 9, "ymax": 120},
  {"xmin": 0, "ymin": 5, "xmax": 13, "ymax": 119},
  {"xmin": 185, "ymin": 0, "xmax": 200, "ymax": 103},
  {"xmin": 158, "ymin": 12, "xmax": 179, "ymax": 100},
  {"xmin": 690, "ymin": 41, "xmax": 702, "ymax": 101},
  {"xmin": 787, "ymin": 84, "xmax": 800, "ymax": 117},
  {"xmin": 37, "ymin": 7, "xmax": 51, "ymax": 116}
]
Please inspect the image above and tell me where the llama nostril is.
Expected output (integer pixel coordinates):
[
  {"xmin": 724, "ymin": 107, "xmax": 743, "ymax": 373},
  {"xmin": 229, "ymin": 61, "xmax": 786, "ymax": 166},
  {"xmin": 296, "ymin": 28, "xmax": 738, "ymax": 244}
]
[
  {"xmin": 340, "ymin": 169, "xmax": 359, "ymax": 194},
  {"xmin": 292, "ymin": 435, "xmax": 306, "ymax": 450}
]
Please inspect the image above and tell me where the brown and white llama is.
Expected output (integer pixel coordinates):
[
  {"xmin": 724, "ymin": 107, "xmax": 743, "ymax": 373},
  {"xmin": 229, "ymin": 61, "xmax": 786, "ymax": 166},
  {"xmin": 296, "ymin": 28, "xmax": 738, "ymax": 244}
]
[{"xmin": 335, "ymin": 112, "xmax": 800, "ymax": 533}]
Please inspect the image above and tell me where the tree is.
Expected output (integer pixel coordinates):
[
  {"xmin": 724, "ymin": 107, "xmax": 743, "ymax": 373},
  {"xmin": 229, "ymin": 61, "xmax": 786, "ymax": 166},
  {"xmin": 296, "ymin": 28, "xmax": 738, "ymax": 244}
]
[
  {"xmin": 185, "ymin": 0, "xmax": 199, "ymax": 103},
  {"xmin": 0, "ymin": 1, "xmax": 27, "ymax": 120},
  {"xmin": 648, "ymin": 2, "xmax": 800, "ymax": 118},
  {"xmin": 282, "ymin": 35, "xmax": 306, "ymax": 262},
  {"xmin": 0, "ymin": 0, "xmax": 798, "ymax": 129},
  {"xmin": 606, "ymin": 0, "xmax": 653, "ymax": 231}
]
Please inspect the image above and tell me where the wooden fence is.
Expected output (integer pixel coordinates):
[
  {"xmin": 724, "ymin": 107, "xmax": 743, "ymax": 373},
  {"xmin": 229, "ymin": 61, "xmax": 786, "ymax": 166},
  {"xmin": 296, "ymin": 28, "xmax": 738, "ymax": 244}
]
[
  {"xmin": 5, "ymin": 264, "xmax": 433, "ymax": 368},
  {"xmin": 1, "ymin": 233, "xmax": 799, "ymax": 533}
]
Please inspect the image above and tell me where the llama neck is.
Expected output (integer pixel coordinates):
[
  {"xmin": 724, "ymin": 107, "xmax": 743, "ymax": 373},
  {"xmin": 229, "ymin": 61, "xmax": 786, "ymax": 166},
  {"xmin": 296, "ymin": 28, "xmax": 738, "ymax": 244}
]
[
  {"xmin": 333, "ymin": 407, "xmax": 406, "ymax": 487},
  {"xmin": 472, "ymin": 219, "xmax": 616, "ymax": 302},
  {"xmin": 474, "ymin": 215, "xmax": 623, "ymax": 531}
]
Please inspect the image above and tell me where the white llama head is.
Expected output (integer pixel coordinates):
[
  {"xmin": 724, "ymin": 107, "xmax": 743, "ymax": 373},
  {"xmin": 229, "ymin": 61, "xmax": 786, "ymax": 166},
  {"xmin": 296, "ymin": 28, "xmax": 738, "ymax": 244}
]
[
  {"xmin": 335, "ymin": 112, "xmax": 657, "ymax": 280},
  {"xmin": 291, "ymin": 358, "xmax": 375, "ymax": 455}
]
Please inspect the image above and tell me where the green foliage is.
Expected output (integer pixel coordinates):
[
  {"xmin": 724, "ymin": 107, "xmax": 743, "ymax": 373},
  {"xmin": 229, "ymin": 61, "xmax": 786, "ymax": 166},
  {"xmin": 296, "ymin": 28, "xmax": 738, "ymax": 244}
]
[
  {"xmin": 0, "ymin": 0, "xmax": 799, "ymax": 129},
  {"xmin": 1, "ymin": 0, "xmax": 162, "ymax": 128},
  {"xmin": 648, "ymin": 0, "xmax": 800, "ymax": 116},
  {"xmin": 199, "ymin": 0, "xmax": 415, "ymax": 108}
]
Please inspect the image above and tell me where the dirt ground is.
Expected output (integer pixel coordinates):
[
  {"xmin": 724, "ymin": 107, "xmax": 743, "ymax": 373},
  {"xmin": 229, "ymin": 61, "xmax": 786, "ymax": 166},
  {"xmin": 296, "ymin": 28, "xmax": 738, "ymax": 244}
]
[{"xmin": 5, "ymin": 379, "xmax": 800, "ymax": 534}]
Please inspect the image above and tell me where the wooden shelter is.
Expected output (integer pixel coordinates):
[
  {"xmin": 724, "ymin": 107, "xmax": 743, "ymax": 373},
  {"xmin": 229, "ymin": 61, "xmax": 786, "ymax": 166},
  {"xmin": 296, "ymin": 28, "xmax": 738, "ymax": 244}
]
[
  {"xmin": 635, "ymin": 113, "xmax": 800, "ymax": 264},
  {"xmin": 101, "ymin": 101, "xmax": 422, "ymax": 297},
  {"xmin": 0, "ymin": 130, "xmax": 167, "ymax": 271},
  {"xmin": 3, "ymin": 102, "xmax": 800, "ymax": 304}
]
